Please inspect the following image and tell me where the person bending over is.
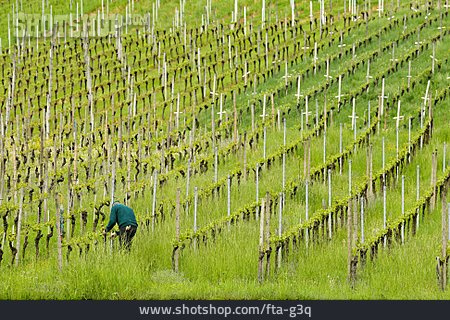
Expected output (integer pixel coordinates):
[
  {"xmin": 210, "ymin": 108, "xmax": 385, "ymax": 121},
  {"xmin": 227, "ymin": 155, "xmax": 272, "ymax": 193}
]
[{"xmin": 104, "ymin": 201, "xmax": 138, "ymax": 250}]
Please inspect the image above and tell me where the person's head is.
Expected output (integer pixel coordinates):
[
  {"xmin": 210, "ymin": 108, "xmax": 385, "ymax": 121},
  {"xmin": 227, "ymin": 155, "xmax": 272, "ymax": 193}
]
[{"xmin": 112, "ymin": 200, "xmax": 120, "ymax": 207}]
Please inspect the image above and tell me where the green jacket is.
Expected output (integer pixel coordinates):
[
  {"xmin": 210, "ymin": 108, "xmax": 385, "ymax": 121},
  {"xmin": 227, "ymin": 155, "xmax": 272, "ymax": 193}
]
[{"xmin": 105, "ymin": 204, "xmax": 138, "ymax": 232}]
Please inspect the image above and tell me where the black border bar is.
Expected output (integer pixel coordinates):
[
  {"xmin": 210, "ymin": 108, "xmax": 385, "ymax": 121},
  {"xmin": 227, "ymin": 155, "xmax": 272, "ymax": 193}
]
[{"xmin": 1, "ymin": 300, "xmax": 448, "ymax": 320}]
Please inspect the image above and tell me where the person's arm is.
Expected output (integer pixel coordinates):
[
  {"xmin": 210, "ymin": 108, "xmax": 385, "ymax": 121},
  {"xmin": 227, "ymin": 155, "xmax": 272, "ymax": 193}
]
[{"xmin": 105, "ymin": 206, "xmax": 118, "ymax": 232}]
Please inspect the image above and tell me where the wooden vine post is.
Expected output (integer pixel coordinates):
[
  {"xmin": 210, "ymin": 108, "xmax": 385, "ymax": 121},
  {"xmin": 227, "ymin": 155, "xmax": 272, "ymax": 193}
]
[
  {"xmin": 0, "ymin": 114, "xmax": 4, "ymax": 211},
  {"xmin": 431, "ymin": 150, "xmax": 438, "ymax": 210},
  {"xmin": 277, "ymin": 192, "xmax": 283, "ymax": 270},
  {"xmin": 73, "ymin": 120, "xmax": 78, "ymax": 234},
  {"xmin": 263, "ymin": 126, "xmax": 267, "ymax": 160},
  {"xmin": 416, "ymin": 165, "xmax": 420, "ymax": 232},
  {"xmin": 305, "ymin": 180, "xmax": 309, "ymax": 248},
  {"xmin": 227, "ymin": 175, "xmax": 231, "ymax": 229},
  {"xmin": 328, "ymin": 169, "xmax": 332, "ymax": 239},
  {"xmin": 38, "ymin": 114, "xmax": 45, "ymax": 224},
  {"xmin": 383, "ymin": 183, "xmax": 387, "ymax": 247},
  {"xmin": 261, "ymin": 192, "xmax": 270, "ymax": 279},
  {"xmin": 14, "ymin": 187, "xmax": 24, "ymax": 267},
  {"xmin": 55, "ymin": 192, "xmax": 63, "ymax": 271},
  {"xmin": 282, "ymin": 118, "xmax": 286, "ymax": 191},
  {"xmin": 401, "ymin": 175, "xmax": 405, "ymax": 244},
  {"xmin": 367, "ymin": 144, "xmax": 373, "ymax": 201},
  {"xmin": 214, "ymin": 147, "xmax": 218, "ymax": 184},
  {"xmin": 303, "ymin": 96, "xmax": 311, "ymax": 179},
  {"xmin": 233, "ymin": 91, "xmax": 238, "ymax": 144},
  {"xmin": 347, "ymin": 160, "xmax": 356, "ymax": 286},
  {"xmin": 173, "ymin": 188, "xmax": 181, "ymax": 273},
  {"xmin": 243, "ymin": 133, "xmax": 248, "ymax": 181},
  {"xmin": 110, "ymin": 160, "xmax": 116, "ymax": 209},
  {"xmin": 339, "ymin": 123, "xmax": 343, "ymax": 174},
  {"xmin": 151, "ymin": 170, "xmax": 157, "ymax": 231},
  {"xmin": 258, "ymin": 196, "xmax": 266, "ymax": 283},
  {"xmin": 255, "ymin": 164, "xmax": 259, "ymax": 219},
  {"xmin": 193, "ymin": 187, "xmax": 198, "ymax": 250},
  {"xmin": 185, "ymin": 158, "xmax": 191, "ymax": 215},
  {"xmin": 444, "ymin": 143, "xmax": 447, "ymax": 173},
  {"xmin": 439, "ymin": 185, "xmax": 448, "ymax": 290}
]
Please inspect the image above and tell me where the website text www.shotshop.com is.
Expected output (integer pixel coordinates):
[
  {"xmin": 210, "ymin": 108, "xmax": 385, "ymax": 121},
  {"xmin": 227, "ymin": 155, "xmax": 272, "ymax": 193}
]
[{"xmin": 138, "ymin": 303, "xmax": 312, "ymax": 318}]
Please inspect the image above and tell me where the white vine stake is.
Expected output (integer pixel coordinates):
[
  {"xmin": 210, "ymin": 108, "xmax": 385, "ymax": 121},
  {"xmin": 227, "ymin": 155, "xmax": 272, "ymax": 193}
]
[
  {"xmin": 392, "ymin": 99, "xmax": 404, "ymax": 155},
  {"xmin": 421, "ymin": 80, "xmax": 431, "ymax": 123},
  {"xmin": 263, "ymin": 126, "xmax": 267, "ymax": 160},
  {"xmin": 430, "ymin": 42, "xmax": 437, "ymax": 74},
  {"xmin": 313, "ymin": 42, "xmax": 318, "ymax": 74},
  {"xmin": 214, "ymin": 146, "xmax": 218, "ymax": 183},
  {"xmin": 193, "ymin": 186, "xmax": 198, "ymax": 249},
  {"xmin": 295, "ymin": 76, "xmax": 303, "ymax": 102},
  {"xmin": 227, "ymin": 175, "xmax": 231, "ymax": 223},
  {"xmin": 174, "ymin": 93, "xmax": 182, "ymax": 130},
  {"xmin": 366, "ymin": 59, "xmax": 373, "ymax": 83},
  {"xmin": 186, "ymin": 158, "xmax": 191, "ymax": 213},
  {"xmin": 379, "ymin": 78, "xmax": 387, "ymax": 118},
  {"xmin": 305, "ymin": 180, "xmax": 309, "ymax": 221},
  {"xmin": 256, "ymin": 163, "xmax": 260, "ymax": 202},
  {"xmin": 324, "ymin": 58, "xmax": 332, "ymax": 81},
  {"xmin": 262, "ymin": 0, "xmax": 266, "ymax": 27},
  {"xmin": 407, "ymin": 61, "xmax": 412, "ymax": 89},
  {"xmin": 349, "ymin": 160, "xmax": 352, "ymax": 196},
  {"xmin": 290, "ymin": 0, "xmax": 296, "ymax": 26},
  {"xmin": 217, "ymin": 93, "xmax": 226, "ymax": 123},
  {"xmin": 260, "ymin": 95, "xmax": 268, "ymax": 123},
  {"xmin": 349, "ymin": 98, "xmax": 358, "ymax": 147}
]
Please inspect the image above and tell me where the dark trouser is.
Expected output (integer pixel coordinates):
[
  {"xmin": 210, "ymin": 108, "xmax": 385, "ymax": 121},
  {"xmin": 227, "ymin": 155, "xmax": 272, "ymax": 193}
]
[{"xmin": 119, "ymin": 225, "xmax": 137, "ymax": 251}]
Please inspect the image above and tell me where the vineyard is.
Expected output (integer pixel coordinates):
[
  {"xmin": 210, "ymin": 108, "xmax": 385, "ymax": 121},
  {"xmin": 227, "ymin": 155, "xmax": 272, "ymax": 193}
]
[{"xmin": 0, "ymin": 0, "xmax": 449, "ymax": 299}]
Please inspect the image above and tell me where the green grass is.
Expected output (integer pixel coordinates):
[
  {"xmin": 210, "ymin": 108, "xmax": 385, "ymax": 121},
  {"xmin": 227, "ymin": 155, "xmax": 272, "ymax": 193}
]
[{"xmin": 1, "ymin": 201, "xmax": 448, "ymax": 300}]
